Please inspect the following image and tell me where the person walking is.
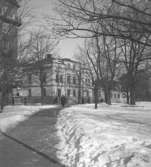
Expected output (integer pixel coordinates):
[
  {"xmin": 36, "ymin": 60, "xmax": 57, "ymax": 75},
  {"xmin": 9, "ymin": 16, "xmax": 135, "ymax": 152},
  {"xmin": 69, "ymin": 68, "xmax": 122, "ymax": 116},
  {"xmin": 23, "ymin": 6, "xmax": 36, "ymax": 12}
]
[{"xmin": 61, "ymin": 95, "xmax": 66, "ymax": 107}]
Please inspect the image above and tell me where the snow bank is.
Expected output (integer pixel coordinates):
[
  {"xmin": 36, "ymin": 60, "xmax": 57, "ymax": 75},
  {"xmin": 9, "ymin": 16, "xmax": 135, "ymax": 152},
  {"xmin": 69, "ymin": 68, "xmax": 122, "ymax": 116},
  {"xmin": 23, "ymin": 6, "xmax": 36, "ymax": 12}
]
[
  {"xmin": 56, "ymin": 103, "xmax": 151, "ymax": 167},
  {"xmin": 0, "ymin": 105, "xmax": 57, "ymax": 132}
]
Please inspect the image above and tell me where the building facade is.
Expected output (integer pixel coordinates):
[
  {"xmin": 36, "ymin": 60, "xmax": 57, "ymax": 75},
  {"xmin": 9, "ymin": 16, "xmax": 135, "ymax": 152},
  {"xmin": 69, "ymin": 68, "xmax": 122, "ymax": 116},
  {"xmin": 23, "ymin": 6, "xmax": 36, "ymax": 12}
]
[
  {"xmin": 0, "ymin": 0, "xmax": 21, "ymax": 106},
  {"xmin": 19, "ymin": 56, "xmax": 93, "ymax": 104},
  {"xmin": 13, "ymin": 54, "xmax": 126, "ymax": 104},
  {"xmin": 0, "ymin": 0, "xmax": 20, "ymax": 57}
]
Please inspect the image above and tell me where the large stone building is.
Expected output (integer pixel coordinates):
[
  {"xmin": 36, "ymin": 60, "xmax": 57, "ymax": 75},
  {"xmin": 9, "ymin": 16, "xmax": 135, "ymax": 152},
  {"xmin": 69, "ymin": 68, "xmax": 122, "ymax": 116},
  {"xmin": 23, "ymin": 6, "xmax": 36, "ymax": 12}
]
[
  {"xmin": 19, "ymin": 55, "xmax": 93, "ymax": 104},
  {"xmin": 0, "ymin": 0, "xmax": 21, "ymax": 107},
  {"xmin": 0, "ymin": 0, "xmax": 21, "ymax": 56},
  {"xmin": 14, "ymin": 54, "xmax": 126, "ymax": 104}
]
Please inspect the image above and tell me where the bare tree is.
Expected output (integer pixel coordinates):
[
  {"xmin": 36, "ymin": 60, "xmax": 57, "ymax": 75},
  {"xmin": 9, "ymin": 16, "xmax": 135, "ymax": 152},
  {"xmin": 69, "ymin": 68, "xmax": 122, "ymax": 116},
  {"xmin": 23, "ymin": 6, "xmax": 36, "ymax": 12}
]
[
  {"xmin": 73, "ymin": 53, "xmax": 84, "ymax": 104},
  {"xmin": 78, "ymin": 33, "xmax": 121, "ymax": 107},
  {"xmin": 50, "ymin": 0, "xmax": 151, "ymax": 106},
  {"xmin": 75, "ymin": 47, "xmax": 97, "ymax": 106},
  {"xmin": 51, "ymin": 0, "xmax": 151, "ymax": 45},
  {"xmin": 54, "ymin": 56, "xmax": 66, "ymax": 103},
  {"xmin": 24, "ymin": 29, "xmax": 58, "ymax": 104},
  {"xmin": 119, "ymin": 36, "xmax": 150, "ymax": 104}
]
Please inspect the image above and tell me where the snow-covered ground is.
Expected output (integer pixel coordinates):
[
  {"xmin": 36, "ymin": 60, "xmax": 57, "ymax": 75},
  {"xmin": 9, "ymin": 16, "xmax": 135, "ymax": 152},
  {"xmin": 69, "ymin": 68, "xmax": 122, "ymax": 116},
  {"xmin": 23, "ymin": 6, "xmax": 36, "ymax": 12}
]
[
  {"xmin": 56, "ymin": 102, "xmax": 151, "ymax": 167},
  {"xmin": 0, "ymin": 105, "xmax": 57, "ymax": 132}
]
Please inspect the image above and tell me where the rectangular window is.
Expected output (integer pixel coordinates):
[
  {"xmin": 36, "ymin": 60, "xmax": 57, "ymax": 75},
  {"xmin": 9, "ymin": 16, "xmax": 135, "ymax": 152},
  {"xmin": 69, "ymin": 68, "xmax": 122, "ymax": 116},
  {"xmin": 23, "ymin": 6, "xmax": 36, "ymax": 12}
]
[
  {"xmin": 73, "ymin": 90, "xmax": 76, "ymax": 97},
  {"xmin": 28, "ymin": 74, "xmax": 32, "ymax": 84},
  {"xmin": 60, "ymin": 75, "xmax": 63, "ymax": 83},
  {"xmin": 1, "ymin": 6, "xmax": 8, "ymax": 15},
  {"xmin": 67, "ymin": 75, "xmax": 71, "ymax": 84},
  {"xmin": 118, "ymin": 94, "xmax": 120, "ymax": 98},
  {"xmin": 67, "ymin": 89, "xmax": 70, "ymax": 96},
  {"xmin": 73, "ymin": 64, "xmax": 76, "ymax": 70},
  {"xmin": 68, "ymin": 63, "xmax": 70, "ymax": 69},
  {"xmin": 73, "ymin": 77, "xmax": 76, "ymax": 84},
  {"xmin": 28, "ymin": 89, "xmax": 31, "ymax": 97},
  {"xmin": 87, "ymin": 91, "xmax": 89, "ymax": 97},
  {"xmin": 56, "ymin": 74, "xmax": 59, "ymax": 83},
  {"xmin": 2, "ymin": 23, "xmax": 9, "ymax": 33},
  {"xmin": 43, "ymin": 88, "xmax": 46, "ymax": 96}
]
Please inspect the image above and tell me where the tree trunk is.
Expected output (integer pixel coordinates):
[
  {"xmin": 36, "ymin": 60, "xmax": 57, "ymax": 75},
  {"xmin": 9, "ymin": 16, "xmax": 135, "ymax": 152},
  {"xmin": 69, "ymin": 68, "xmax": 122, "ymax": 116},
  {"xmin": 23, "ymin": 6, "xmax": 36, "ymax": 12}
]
[
  {"xmin": 129, "ymin": 75, "xmax": 136, "ymax": 105},
  {"xmin": 104, "ymin": 89, "xmax": 107, "ymax": 104},
  {"xmin": 107, "ymin": 91, "xmax": 111, "ymax": 105},
  {"xmin": 129, "ymin": 86, "xmax": 136, "ymax": 105},
  {"xmin": 126, "ymin": 89, "xmax": 130, "ymax": 104},
  {"xmin": 40, "ymin": 69, "xmax": 44, "ymax": 105},
  {"xmin": 78, "ymin": 89, "xmax": 81, "ymax": 104},
  {"xmin": 0, "ymin": 91, "xmax": 6, "ymax": 112},
  {"xmin": 78, "ymin": 71, "xmax": 82, "ymax": 104},
  {"xmin": 94, "ymin": 83, "xmax": 98, "ymax": 109},
  {"xmin": 40, "ymin": 84, "xmax": 44, "ymax": 105},
  {"xmin": 104, "ymin": 87, "xmax": 111, "ymax": 105}
]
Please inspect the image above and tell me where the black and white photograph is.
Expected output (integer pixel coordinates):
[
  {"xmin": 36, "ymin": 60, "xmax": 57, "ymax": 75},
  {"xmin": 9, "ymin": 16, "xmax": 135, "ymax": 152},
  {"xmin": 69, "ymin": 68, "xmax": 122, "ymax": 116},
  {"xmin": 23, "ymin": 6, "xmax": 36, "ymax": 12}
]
[{"xmin": 1, "ymin": 0, "xmax": 151, "ymax": 166}]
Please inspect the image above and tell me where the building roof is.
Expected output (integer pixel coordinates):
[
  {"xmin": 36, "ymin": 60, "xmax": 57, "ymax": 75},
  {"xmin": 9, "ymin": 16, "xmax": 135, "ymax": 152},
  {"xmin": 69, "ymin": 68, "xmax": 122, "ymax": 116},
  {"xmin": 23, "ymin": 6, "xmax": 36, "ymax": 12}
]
[
  {"xmin": 23, "ymin": 54, "xmax": 91, "ymax": 72},
  {"xmin": 62, "ymin": 58, "xmax": 79, "ymax": 64}
]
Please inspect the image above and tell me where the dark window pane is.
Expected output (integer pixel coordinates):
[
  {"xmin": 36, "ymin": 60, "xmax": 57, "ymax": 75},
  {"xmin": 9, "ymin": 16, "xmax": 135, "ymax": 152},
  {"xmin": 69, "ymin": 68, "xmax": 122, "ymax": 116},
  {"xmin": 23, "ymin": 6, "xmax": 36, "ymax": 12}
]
[
  {"xmin": 67, "ymin": 76, "xmax": 70, "ymax": 84},
  {"xmin": 60, "ymin": 75, "xmax": 63, "ymax": 83},
  {"xmin": 73, "ymin": 90, "xmax": 76, "ymax": 97},
  {"xmin": 67, "ymin": 89, "xmax": 70, "ymax": 96},
  {"xmin": 56, "ymin": 74, "xmax": 59, "ymax": 83}
]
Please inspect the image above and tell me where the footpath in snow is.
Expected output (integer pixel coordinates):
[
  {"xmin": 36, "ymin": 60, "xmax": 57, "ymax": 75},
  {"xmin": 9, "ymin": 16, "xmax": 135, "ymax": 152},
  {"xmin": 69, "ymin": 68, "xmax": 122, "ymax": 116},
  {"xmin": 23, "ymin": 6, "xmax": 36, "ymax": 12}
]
[
  {"xmin": 56, "ymin": 102, "xmax": 151, "ymax": 167},
  {"xmin": 0, "ymin": 105, "xmax": 57, "ymax": 133}
]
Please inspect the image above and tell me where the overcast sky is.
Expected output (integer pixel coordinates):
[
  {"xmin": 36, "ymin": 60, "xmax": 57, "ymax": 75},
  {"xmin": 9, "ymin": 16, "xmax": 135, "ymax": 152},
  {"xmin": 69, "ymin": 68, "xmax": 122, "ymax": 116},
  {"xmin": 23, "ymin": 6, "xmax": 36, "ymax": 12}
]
[{"xmin": 26, "ymin": 0, "xmax": 82, "ymax": 58}]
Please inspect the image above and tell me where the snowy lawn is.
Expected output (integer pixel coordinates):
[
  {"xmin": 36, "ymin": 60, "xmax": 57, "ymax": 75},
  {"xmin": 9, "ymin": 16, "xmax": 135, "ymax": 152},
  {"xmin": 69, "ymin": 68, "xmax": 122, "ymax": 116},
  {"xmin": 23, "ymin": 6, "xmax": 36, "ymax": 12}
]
[
  {"xmin": 56, "ymin": 102, "xmax": 151, "ymax": 167},
  {"xmin": 0, "ymin": 105, "xmax": 57, "ymax": 132}
]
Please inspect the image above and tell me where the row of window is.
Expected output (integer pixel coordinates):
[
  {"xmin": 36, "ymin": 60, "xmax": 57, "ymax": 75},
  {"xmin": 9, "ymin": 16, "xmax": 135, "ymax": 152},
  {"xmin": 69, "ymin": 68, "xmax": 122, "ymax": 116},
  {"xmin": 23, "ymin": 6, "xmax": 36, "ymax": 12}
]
[
  {"xmin": 28, "ymin": 73, "xmax": 91, "ymax": 86},
  {"xmin": 28, "ymin": 88, "xmax": 79, "ymax": 97},
  {"xmin": 56, "ymin": 75, "xmax": 91, "ymax": 85},
  {"xmin": 85, "ymin": 78, "xmax": 91, "ymax": 85},
  {"xmin": 28, "ymin": 88, "xmax": 47, "ymax": 97},
  {"xmin": 28, "ymin": 73, "xmax": 76, "ymax": 85},
  {"xmin": 111, "ymin": 93, "xmax": 120, "ymax": 99},
  {"xmin": 28, "ymin": 73, "xmax": 47, "ymax": 84},
  {"xmin": 67, "ymin": 89, "xmax": 77, "ymax": 97},
  {"xmin": 56, "ymin": 75, "xmax": 77, "ymax": 84},
  {"xmin": 28, "ymin": 88, "xmax": 120, "ymax": 99},
  {"xmin": 57, "ymin": 89, "xmax": 77, "ymax": 97},
  {"xmin": 58, "ymin": 89, "xmax": 89, "ymax": 97},
  {"xmin": 66, "ymin": 63, "xmax": 76, "ymax": 70}
]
